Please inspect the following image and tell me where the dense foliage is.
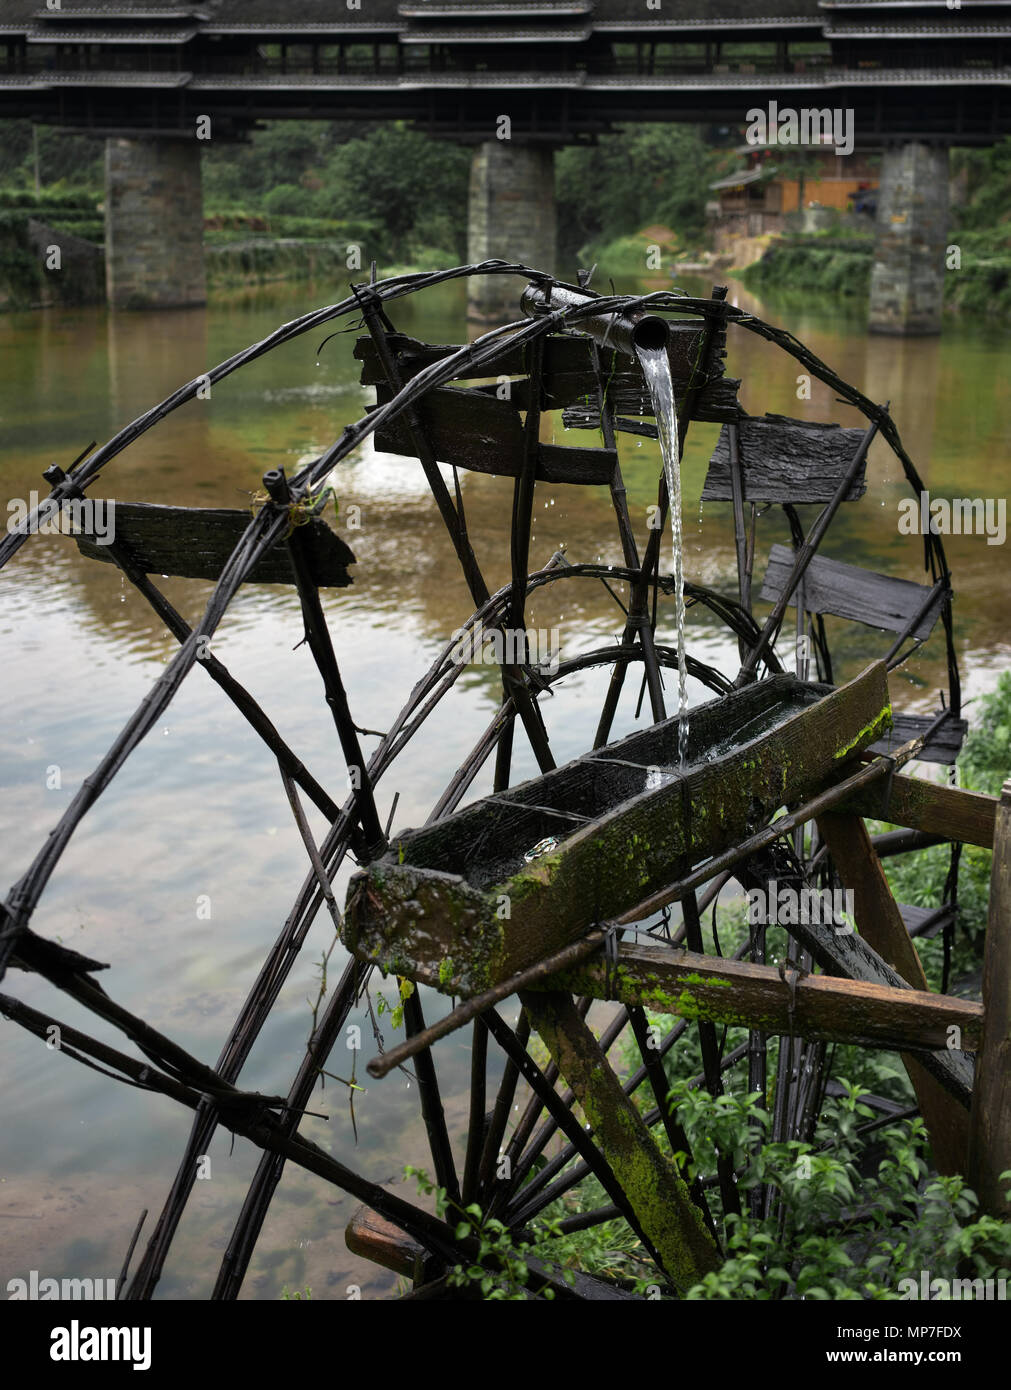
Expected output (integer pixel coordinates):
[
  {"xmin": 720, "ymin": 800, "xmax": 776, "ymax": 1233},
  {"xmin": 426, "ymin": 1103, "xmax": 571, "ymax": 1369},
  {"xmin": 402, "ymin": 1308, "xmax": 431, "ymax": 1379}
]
[
  {"xmin": 556, "ymin": 124, "xmax": 722, "ymax": 262},
  {"xmin": 0, "ymin": 116, "xmax": 720, "ymax": 273}
]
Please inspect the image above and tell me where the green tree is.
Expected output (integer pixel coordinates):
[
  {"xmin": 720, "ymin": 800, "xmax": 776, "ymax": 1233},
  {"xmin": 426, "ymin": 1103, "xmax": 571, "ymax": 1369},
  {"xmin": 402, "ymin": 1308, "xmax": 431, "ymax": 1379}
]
[
  {"xmin": 322, "ymin": 123, "xmax": 470, "ymax": 258},
  {"xmin": 557, "ymin": 124, "xmax": 721, "ymax": 260}
]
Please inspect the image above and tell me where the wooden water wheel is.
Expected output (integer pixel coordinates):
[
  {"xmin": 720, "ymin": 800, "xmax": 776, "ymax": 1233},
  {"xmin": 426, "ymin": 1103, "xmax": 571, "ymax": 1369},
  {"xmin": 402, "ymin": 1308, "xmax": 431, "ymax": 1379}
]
[{"xmin": 1, "ymin": 262, "xmax": 1006, "ymax": 1302}]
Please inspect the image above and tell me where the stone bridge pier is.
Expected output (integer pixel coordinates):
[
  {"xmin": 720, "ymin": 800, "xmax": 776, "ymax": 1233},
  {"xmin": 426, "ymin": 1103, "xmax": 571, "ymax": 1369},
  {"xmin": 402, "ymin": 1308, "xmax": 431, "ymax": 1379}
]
[
  {"xmin": 869, "ymin": 142, "xmax": 950, "ymax": 336},
  {"xmin": 467, "ymin": 141, "xmax": 557, "ymax": 323},
  {"xmin": 104, "ymin": 135, "xmax": 206, "ymax": 311}
]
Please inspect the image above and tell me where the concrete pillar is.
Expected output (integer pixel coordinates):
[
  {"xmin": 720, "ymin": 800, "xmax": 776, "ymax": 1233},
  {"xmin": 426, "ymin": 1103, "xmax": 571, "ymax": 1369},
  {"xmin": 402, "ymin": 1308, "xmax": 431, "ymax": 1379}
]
[
  {"xmin": 467, "ymin": 141, "xmax": 556, "ymax": 322},
  {"xmin": 868, "ymin": 143, "xmax": 949, "ymax": 336},
  {"xmin": 104, "ymin": 136, "xmax": 206, "ymax": 310}
]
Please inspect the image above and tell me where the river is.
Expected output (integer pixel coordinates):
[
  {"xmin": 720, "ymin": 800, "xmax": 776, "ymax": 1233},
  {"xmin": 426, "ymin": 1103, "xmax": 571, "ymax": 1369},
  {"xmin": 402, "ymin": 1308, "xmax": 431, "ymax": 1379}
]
[{"xmin": 1, "ymin": 271, "xmax": 1008, "ymax": 1299}]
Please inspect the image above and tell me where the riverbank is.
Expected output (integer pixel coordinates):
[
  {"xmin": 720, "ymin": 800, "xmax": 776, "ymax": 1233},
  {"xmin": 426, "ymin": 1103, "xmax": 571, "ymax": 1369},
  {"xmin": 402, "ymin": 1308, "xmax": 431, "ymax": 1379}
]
[
  {"xmin": 737, "ymin": 230, "xmax": 1011, "ymax": 322},
  {"xmin": 0, "ymin": 215, "xmax": 455, "ymax": 309}
]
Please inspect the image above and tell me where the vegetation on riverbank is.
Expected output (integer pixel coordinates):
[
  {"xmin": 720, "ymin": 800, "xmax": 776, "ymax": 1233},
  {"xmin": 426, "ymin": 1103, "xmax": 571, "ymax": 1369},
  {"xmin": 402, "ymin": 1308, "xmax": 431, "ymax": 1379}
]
[
  {"xmin": 556, "ymin": 124, "xmax": 721, "ymax": 267},
  {"xmin": 738, "ymin": 231, "xmax": 874, "ymax": 301},
  {"xmin": 1, "ymin": 118, "xmax": 1009, "ymax": 317},
  {"xmin": 0, "ymin": 118, "xmax": 723, "ymax": 297}
]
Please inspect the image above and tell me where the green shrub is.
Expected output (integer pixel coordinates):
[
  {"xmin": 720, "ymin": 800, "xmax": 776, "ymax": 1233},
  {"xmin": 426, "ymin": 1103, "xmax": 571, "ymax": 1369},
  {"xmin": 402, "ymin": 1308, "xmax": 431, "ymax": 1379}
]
[
  {"xmin": 678, "ymin": 1084, "xmax": 1011, "ymax": 1299},
  {"xmin": 262, "ymin": 183, "xmax": 306, "ymax": 218},
  {"xmin": 738, "ymin": 238, "xmax": 873, "ymax": 299}
]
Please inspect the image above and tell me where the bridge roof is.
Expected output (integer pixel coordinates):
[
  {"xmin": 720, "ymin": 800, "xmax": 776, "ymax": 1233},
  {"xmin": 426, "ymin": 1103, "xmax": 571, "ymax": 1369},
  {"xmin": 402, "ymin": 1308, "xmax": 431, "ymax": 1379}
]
[
  {"xmin": 8, "ymin": 0, "xmax": 1011, "ymax": 31},
  {"xmin": 207, "ymin": 0, "xmax": 826, "ymax": 20},
  {"xmin": 3, "ymin": 0, "xmax": 832, "ymax": 29},
  {"xmin": 26, "ymin": 26, "xmax": 200, "ymax": 43},
  {"xmin": 27, "ymin": 4, "xmax": 205, "ymax": 14}
]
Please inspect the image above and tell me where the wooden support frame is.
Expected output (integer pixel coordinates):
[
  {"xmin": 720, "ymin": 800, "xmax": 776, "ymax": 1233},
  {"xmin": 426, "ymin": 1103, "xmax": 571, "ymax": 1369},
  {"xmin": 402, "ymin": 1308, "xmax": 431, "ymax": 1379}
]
[
  {"xmin": 537, "ymin": 941, "xmax": 982, "ymax": 1054},
  {"xmin": 816, "ymin": 811, "xmax": 970, "ymax": 1175},
  {"xmin": 844, "ymin": 772, "xmax": 998, "ymax": 849},
  {"xmin": 968, "ymin": 781, "xmax": 1011, "ymax": 1217}
]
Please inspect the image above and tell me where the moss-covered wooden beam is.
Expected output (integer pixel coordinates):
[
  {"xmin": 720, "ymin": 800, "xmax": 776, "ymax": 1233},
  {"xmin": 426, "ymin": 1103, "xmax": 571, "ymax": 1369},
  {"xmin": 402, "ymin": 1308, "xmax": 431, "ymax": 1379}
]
[
  {"xmin": 817, "ymin": 810, "xmax": 971, "ymax": 1176},
  {"xmin": 842, "ymin": 773, "xmax": 998, "ymax": 850},
  {"xmin": 968, "ymin": 781, "xmax": 1011, "ymax": 1219},
  {"xmin": 520, "ymin": 989, "xmax": 720, "ymax": 1293},
  {"xmin": 344, "ymin": 662, "xmax": 892, "ymax": 996},
  {"xmin": 534, "ymin": 942, "xmax": 982, "ymax": 1054}
]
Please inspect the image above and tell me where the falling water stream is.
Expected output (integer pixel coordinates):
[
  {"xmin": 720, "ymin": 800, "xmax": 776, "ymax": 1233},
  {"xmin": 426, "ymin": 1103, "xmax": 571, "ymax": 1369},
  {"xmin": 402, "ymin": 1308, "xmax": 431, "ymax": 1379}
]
[{"xmin": 636, "ymin": 344, "xmax": 689, "ymax": 766}]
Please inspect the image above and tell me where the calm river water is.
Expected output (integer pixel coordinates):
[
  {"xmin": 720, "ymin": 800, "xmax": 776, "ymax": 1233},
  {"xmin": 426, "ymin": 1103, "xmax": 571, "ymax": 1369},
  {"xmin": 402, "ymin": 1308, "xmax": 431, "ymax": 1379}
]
[{"xmin": 1, "ymin": 270, "xmax": 1008, "ymax": 1298}]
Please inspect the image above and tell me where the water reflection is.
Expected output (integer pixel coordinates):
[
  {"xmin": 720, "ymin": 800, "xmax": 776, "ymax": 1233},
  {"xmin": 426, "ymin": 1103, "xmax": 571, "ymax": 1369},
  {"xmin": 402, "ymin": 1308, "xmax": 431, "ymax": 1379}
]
[{"xmin": 0, "ymin": 272, "xmax": 1008, "ymax": 1299}]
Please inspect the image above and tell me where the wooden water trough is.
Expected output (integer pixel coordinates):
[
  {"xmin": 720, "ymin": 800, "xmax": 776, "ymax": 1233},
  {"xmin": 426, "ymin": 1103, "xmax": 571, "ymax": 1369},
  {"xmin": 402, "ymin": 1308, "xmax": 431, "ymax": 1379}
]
[
  {"xmin": 347, "ymin": 662, "xmax": 890, "ymax": 992},
  {"xmin": 344, "ymin": 660, "xmax": 979, "ymax": 1110}
]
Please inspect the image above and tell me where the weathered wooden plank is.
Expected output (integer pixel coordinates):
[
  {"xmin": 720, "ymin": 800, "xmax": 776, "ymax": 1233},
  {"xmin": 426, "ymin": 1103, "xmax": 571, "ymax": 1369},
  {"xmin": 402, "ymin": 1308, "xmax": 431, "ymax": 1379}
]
[
  {"xmin": 534, "ymin": 442, "xmax": 616, "ymax": 486},
  {"xmin": 356, "ymin": 329, "xmax": 736, "ymax": 422},
  {"xmin": 539, "ymin": 943, "xmax": 982, "ymax": 1053},
  {"xmin": 560, "ymin": 375, "xmax": 742, "ymax": 427},
  {"xmin": 522, "ymin": 989, "xmax": 720, "ymax": 1292},
  {"xmin": 844, "ymin": 773, "xmax": 998, "ymax": 849},
  {"xmin": 345, "ymin": 1205, "xmax": 431, "ymax": 1283},
  {"xmin": 490, "ymin": 371, "xmax": 738, "ymax": 417},
  {"xmin": 817, "ymin": 810, "xmax": 970, "ymax": 1175},
  {"xmin": 371, "ymin": 385, "xmax": 617, "ymax": 484},
  {"xmin": 73, "ymin": 501, "xmax": 354, "ymax": 588},
  {"xmin": 869, "ymin": 711, "xmax": 967, "ymax": 765},
  {"xmin": 343, "ymin": 663, "xmax": 892, "ymax": 995},
  {"xmin": 759, "ymin": 544, "xmax": 945, "ymax": 639},
  {"xmin": 968, "ymin": 781, "xmax": 1011, "ymax": 1218},
  {"xmin": 354, "ymin": 326, "xmax": 707, "ymax": 389},
  {"xmin": 702, "ymin": 415, "xmax": 869, "ymax": 504},
  {"xmin": 900, "ymin": 902, "xmax": 956, "ymax": 939},
  {"xmin": 372, "ymin": 383, "xmax": 524, "ymax": 467}
]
